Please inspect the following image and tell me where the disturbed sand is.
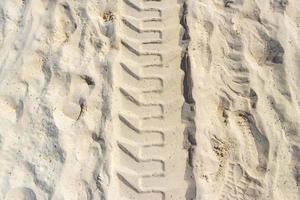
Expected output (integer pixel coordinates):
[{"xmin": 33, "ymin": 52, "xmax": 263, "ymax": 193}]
[{"xmin": 0, "ymin": 0, "xmax": 299, "ymax": 199}]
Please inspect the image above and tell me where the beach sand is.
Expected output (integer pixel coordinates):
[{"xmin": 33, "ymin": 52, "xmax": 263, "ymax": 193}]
[{"xmin": 0, "ymin": 0, "xmax": 299, "ymax": 199}]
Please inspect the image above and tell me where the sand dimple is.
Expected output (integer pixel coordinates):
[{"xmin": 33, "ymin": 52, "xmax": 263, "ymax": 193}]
[
  {"xmin": 0, "ymin": 0, "xmax": 112, "ymax": 199},
  {"xmin": 5, "ymin": 187, "xmax": 37, "ymax": 200}
]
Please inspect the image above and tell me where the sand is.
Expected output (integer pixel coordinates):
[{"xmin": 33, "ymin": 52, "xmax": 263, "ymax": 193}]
[{"xmin": 0, "ymin": 0, "xmax": 299, "ymax": 199}]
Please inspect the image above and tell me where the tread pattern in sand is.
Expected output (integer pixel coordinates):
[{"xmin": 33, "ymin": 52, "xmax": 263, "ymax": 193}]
[
  {"xmin": 219, "ymin": 163, "xmax": 263, "ymax": 200},
  {"xmin": 109, "ymin": 0, "xmax": 187, "ymax": 199}
]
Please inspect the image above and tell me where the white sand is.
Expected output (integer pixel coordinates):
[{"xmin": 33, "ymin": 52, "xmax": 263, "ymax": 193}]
[
  {"xmin": 189, "ymin": 0, "xmax": 300, "ymax": 199},
  {"xmin": 0, "ymin": 0, "xmax": 299, "ymax": 199}
]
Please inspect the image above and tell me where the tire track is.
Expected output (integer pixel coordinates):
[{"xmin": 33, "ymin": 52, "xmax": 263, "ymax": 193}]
[{"xmin": 109, "ymin": 0, "xmax": 188, "ymax": 199}]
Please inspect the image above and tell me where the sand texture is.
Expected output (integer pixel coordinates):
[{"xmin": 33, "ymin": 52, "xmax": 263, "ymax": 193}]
[{"xmin": 0, "ymin": 0, "xmax": 299, "ymax": 199}]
